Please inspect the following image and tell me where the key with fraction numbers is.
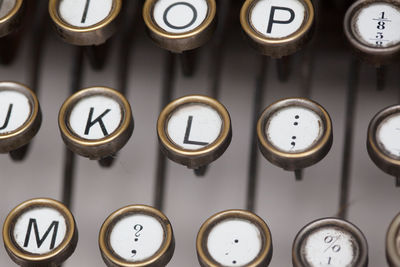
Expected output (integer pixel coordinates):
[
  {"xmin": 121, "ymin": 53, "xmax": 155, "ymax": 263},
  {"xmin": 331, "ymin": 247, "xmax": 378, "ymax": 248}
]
[
  {"xmin": 292, "ymin": 218, "xmax": 368, "ymax": 267},
  {"xmin": 386, "ymin": 212, "xmax": 400, "ymax": 267},
  {"xmin": 367, "ymin": 104, "xmax": 400, "ymax": 186},
  {"xmin": 99, "ymin": 205, "xmax": 175, "ymax": 267},
  {"xmin": 0, "ymin": 0, "xmax": 25, "ymax": 38},
  {"xmin": 0, "ymin": 81, "xmax": 41, "ymax": 156},
  {"xmin": 48, "ymin": 0, "xmax": 122, "ymax": 46},
  {"xmin": 344, "ymin": 0, "xmax": 400, "ymax": 66},
  {"xmin": 58, "ymin": 86, "xmax": 133, "ymax": 160},
  {"xmin": 240, "ymin": 0, "xmax": 315, "ymax": 58},
  {"xmin": 157, "ymin": 94, "xmax": 231, "ymax": 171},
  {"xmin": 257, "ymin": 98, "xmax": 332, "ymax": 181},
  {"xmin": 143, "ymin": 0, "xmax": 217, "ymax": 53},
  {"xmin": 2, "ymin": 198, "xmax": 78, "ymax": 267},
  {"xmin": 196, "ymin": 209, "xmax": 273, "ymax": 267}
]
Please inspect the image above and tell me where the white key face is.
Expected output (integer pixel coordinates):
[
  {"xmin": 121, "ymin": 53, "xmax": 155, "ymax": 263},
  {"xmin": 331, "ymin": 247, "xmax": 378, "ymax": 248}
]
[
  {"xmin": 352, "ymin": 3, "xmax": 400, "ymax": 48},
  {"xmin": 250, "ymin": 0, "xmax": 306, "ymax": 38},
  {"xmin": 0, "ymin": 90, "xmax": 31, "ymax": 134},
  {"xmin": 207, "ymin": 219, "xmax": 262, "ymax": 266},
  {"xmin": 376, "ymin": 113, "xmax": 400, "ymax": 159},
  {"xmin": 68, "ymin": 95, "xmax": 122, "ymax": 140},
  {"xmin": 303, "ymin": 227, "xmax": 357, "ymax": 267},
  {"xmin": 0, "ymin": 0, "xmax": 16, "ymax": 19},
  {"xmin": 109, "ymin": 214, "xmax": 164, "ymax": 262},
  {"xmin": 153, "ymin": 0, "xmax": 208, "ymax": 34},
  {"xmin": 166, "ymin": 103, "xmax": 222, "ymax": 150},
  {"xmin": 58, "ymin": 0, "xmax": 113, "ymax": 27},
  {"xmin": 265, "ymin": 106, "xmax": 323, "ymax": 153},
  {"xmin": 13, "ymin": 207, "xmax": 67, "ymax": 255}
]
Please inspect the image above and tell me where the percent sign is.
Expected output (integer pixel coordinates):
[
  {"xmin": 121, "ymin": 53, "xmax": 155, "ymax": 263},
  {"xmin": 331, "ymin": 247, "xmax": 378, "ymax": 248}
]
[{"xmin": 324, "ymin": 235, "xmax": 341, "ymax": 253}]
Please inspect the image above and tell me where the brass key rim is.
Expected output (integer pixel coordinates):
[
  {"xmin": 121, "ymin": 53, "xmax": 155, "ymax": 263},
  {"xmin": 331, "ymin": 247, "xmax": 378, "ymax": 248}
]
[
  {"xmin": 0, "ymin": 81, "xmax": 42, "ymax": 153},
  {"xmin": 386, "ymin": 212, "xmax": 400, "ymax": 267},
  {"xmin": 58, "ymin": 86, "xmax": 133, "ymax": 159},
  {"xmin": 196, "ymin": 209, "xmax": 273, "ymax": 267},
  {"xmin": 143, "ymin": 0, "xmax": 217, "ymax": 53},
  {"xmin": 292, "ymin": 217, "xmax": 368, "ymax": 267},
  {"xmin": 367, "ymin": 104, "xmax": 400, "ymax": 177},
  {"xmin": 257, "ymin": 97, "xmax": 332, "ymax": 171},
  {"xmin": 49, "ymin": 0, "xmax": 122, "ymax": 45},
  {"xmin": 99, "ymin": 204, "xmax": 175, "ymax": 267},
  {"xmin": 0, "ymin": 0, "xmax": 24, "ymax": 37},
  {"xmin": 157, "ymin": 95, "xmax": 232, "ymax": 169},
  {"xmin": 240, "ymin": 0, "xmax": 314, "ymax": 57},
  {"xmin": 344, "ymin": 0, "xmax": 400, "ymax": 66},
  {"xmin": 2, "ymin": 198, "xmax": 78, "ymax": 265}
]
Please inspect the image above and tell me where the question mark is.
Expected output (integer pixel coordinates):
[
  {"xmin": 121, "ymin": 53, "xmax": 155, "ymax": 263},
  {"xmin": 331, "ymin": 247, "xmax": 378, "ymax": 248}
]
[{"xmin": 134, "ymin": 224, "xmax": 143, "ymax": 242}]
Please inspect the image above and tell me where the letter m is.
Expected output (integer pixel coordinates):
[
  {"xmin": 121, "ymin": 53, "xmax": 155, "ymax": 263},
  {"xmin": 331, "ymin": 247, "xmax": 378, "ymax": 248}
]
[{"xmin": 23, "ymin": 218, "xmax": 59, "ymax": 250}]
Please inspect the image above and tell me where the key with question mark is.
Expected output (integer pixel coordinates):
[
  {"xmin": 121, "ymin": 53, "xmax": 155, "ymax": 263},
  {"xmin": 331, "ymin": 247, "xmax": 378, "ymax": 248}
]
[{"xmin": 99, "ymin": 205, "xmax": 175, "ymax": 266}]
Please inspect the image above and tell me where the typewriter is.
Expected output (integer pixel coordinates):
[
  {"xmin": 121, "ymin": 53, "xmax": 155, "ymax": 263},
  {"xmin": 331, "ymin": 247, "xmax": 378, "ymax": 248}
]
[{"xmin": 0, "ymin": 0, "xmax": 400, "ymax": 266}]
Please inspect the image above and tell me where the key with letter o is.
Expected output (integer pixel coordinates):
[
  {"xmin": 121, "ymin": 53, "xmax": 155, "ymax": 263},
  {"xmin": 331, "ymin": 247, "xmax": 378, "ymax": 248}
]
[
  {"xmin": 3, "ymin": 198, "xmax": 78, "ymax": 267},
  {"xmin": 48, "ymin": 0, "xmax": 122, "ymax": 46},
  {"xmin": 99, "ymin": 205, "xmax": 175, "ymax": 267},
  {"xmin": 196, "ymin": 209, "xmax": 273, "ymax": 267},
  {"xmin": 58, "ymin": 86, "xmax": 133, "ymax": 160},
  {"xmin": 257, "ymin": 98, "xmax": 332, "ymax": 180},
  {"xmin": 157, "ymin": 95, "xmax": 231, "ymax": 170},
  {"xmin": 0, "ymin": 0, "xmax": 24, "ymax": 38},
  {"xmin": 0, "ymin": 81, "xmax": 41, "ymax": 154},
  {"xmin": 292, "ymin": 218, "xmax": 368, "ymax": 267},
  {"xmin": 143, "ymin": 0, "xmax": 217, "ymax": 53},
  {"xmin": 367, "ymin": 104, "xmax": 400, "ymax": 186},
  {"xmin": 344, "ymin": 0, "xmax": 400, "ymax": 66},
  {"xmin": 240, "ymin": 0, "xmax": 315, "ymax": 57}
]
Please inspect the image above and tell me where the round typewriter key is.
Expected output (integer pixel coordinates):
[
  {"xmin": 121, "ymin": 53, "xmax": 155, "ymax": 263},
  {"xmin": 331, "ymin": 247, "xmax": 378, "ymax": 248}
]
[
  {"xmin": 367, "ymin": 104, "xmax": 400, "ymax": 185},
  {"xmin": 240, "ymin": 0, "xmax": 315, "ymax": 57},
  {"xmin": 99, "ymin": 205, "xmax": 174, "ymax": 267},
  {"xmin": 344, "ymin": 0, "xmax": 400, "ymax": 65},
  {"xmin": 0, "ymin": 0, "xmax": 24, "ymax": 38},
  {"xmin": 49, "ymin": 0, "xmax": 122, "ymax": 45},
  {"xmin": 386, "ymin": 212, "xmax": 400, "ymax": 266},
  {"xmin": 3, "ymin": 198, "xmax": 78, "ymax": 266},
  {"xmin": 0, "ymin": 81, "xmax": 41, "ymax": 153},
  {"xmin": 143, "ymin": 0, "xmax": 217, "ymax": 53},
  {"xmin": 292, "ymin": 218, "xmax": 368, "ymax": 267},
  {"xmin": 157, "ymin": 95, "xmax": 231, "ymax": 169},
  {"xmin": 59, "ymin": 86, "xmax": 133, "ymax": 160},
  {"xmin": 196, "ymin": 209, "xmax": 272, "ymax": 267},
  {"xmin": 257, "ymin": 98, "xmax": 332, "ymax": 176}
]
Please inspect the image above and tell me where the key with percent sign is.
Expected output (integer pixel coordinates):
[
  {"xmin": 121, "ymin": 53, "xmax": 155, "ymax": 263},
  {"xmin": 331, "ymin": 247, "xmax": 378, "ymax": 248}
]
[{"xmin": 292, "ymin": 218, "xmax": 368, "ymax": 267}]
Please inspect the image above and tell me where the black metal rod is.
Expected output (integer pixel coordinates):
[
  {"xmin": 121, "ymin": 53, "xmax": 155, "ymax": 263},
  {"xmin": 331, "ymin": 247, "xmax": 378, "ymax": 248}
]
[
  {"xmin": 9, "ymin": 1, "xmax": 47, "ymax": 161},
  {"xmin": 294, "ymin": 169, "xmax": 303, "ymax": 181},
  {"xmin": 62, "ymin": 47, "xmax": 84, "ymax": 209},
  {"xmin": 276, "ymin": 56, "xmax": 292, "ymax": 83},
  {"xmin": 300, "ymin": 47, "xmax": 314, "ymax": 99},
  {"xmin": 376, "ymin": 66, "xmax": 386, "ymax": 91},
  {"xmin": 246, "ymin": 56, "xmax": 268, "ymax": 212},
  {"xmin": 180, "ymin": 49, "xmax": 197, "ymax": 77},
  {"xmin": 84, "ymin": 43, "xmax": 109, "ymax": 71},
  {"xmin": 154, "ymin": 52, "xmax": 176, "ymax": 211},
  {"xmin": 337, "ymin": 58, "xmax": 360, "ymax": 219}
]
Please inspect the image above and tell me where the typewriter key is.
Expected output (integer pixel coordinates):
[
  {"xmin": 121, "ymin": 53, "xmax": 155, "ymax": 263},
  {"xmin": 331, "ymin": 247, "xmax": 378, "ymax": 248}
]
[
  {"xmin": 367, "ymin": 104, "xmax": 400, "ymax": 186},
  {"xmin": 0, "ymin": 81, "xmax": 41, "ymax": 154},
  {"xmin": 3, "ymin": 198, "xmax": 78, "ymax": 267},
  {"xmin": 344, "ymin": 0, "xmax": 400, "ymax": 66},
  {"xmin": 99, "ymin": 205, "xmax": 174, "ymax": 267},
  {"xmin": 143, "ymin": 0, "xmax": 217, "ymax": 53},
  {"xmin": 49, "ymin": 0, "xmax": 122, "ymax": 46},
  {"xmin": 157, "ymin": 95, "xmax": 231, "ymax": 170},
  {"xmin": 386, "ymin": 212, "xmax": 400, "ymax": 266},
  {"xmin": 257, "ymin": 98, "xmax": 332, "ymax": 180},
  {"xmin": 0, "ymin": 0, "xmax": 24, "ymax": 38},
  {"xmin": 292, "ymin": 218, "xmax": 368, "ymax": 267},
  {"xmin": 240, "ymin": 0, "xmax": 315, "ymax": 58},
  {"xmin": 58, "ymin": 86, "xmax": 133, "ymax": 160},
  {"xmin": 196, "ymin": 209, "xmax": 272, "ymax": 267}
]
